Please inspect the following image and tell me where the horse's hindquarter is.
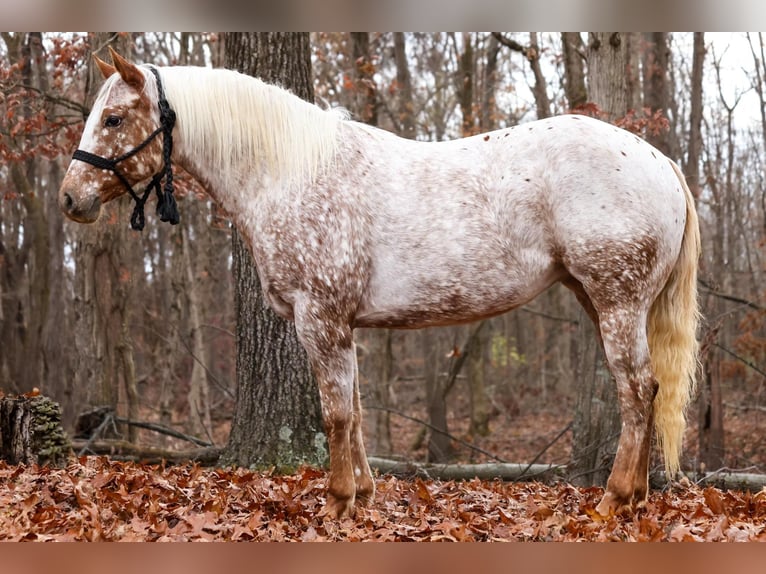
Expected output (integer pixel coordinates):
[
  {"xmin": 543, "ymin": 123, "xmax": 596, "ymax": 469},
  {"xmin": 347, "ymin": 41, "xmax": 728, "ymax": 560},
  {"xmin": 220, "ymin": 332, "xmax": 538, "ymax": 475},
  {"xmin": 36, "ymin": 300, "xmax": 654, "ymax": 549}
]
[
  {"xmin": 353, "ymin": 115, "xmax": 687, "ymax": 328},
  {"xmin": 541, "ymin": 116, "xmax": 687, "ymax": 306}
]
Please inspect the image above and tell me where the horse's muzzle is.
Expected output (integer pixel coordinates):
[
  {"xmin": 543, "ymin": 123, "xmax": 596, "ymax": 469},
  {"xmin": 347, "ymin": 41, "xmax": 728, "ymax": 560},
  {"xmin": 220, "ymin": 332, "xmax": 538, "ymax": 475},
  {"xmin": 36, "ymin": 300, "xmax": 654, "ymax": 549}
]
[{"xmin": 59, "ymin": 188, "xmax": 102, "ymax": 223}]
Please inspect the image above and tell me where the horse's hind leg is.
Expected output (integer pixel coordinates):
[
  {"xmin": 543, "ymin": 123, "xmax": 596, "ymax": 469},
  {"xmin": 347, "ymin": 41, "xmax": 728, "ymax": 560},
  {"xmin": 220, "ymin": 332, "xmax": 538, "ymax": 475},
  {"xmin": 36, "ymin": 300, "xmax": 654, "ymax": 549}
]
[
  {"xmin": 350, "ymin": 342, "xmax": 375, "ymax": 506},
  {"xmin": 595, "ymin": 306, "xmax": 658, "ymax": 516}
]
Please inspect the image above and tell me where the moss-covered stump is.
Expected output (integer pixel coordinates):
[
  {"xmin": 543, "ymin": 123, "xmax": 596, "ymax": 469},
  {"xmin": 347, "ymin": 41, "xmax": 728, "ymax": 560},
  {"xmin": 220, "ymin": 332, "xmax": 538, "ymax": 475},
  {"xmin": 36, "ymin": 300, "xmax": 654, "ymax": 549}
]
[{"xmin": 0, "ymin": 393, "xmax": 72, "ymax": 467}]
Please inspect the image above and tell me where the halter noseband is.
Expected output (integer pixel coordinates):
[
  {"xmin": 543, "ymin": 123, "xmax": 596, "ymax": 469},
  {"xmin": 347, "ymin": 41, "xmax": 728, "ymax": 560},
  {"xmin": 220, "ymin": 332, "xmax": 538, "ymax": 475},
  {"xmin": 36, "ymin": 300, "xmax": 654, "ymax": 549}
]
[{"xmin": 72, "ymin": 66, "xmax": 179, "ymax": 231}]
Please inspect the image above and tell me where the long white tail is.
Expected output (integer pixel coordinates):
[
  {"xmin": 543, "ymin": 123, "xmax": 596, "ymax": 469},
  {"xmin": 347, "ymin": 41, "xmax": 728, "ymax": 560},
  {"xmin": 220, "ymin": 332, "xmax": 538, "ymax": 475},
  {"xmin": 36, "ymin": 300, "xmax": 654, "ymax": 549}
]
[{"xmin": 647, "ymin": 161, "xmax": 701, "ymax": 476}]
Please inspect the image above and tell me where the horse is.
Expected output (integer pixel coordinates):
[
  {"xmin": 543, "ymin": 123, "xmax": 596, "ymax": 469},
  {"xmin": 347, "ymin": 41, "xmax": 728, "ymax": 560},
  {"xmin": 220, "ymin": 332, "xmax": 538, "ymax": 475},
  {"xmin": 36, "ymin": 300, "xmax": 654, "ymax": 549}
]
[{"xmin": 60, "ymin": 48, "xmax": 700, "ymax": 519}]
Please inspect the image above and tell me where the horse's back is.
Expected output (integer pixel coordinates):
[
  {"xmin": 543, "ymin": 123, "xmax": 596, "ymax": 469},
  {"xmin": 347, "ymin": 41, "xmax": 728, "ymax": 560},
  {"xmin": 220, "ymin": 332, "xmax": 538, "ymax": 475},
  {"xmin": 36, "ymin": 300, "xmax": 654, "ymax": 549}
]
[{"xmin": 352, "ymin": 115, "xmax": 686, "ymax": 327}]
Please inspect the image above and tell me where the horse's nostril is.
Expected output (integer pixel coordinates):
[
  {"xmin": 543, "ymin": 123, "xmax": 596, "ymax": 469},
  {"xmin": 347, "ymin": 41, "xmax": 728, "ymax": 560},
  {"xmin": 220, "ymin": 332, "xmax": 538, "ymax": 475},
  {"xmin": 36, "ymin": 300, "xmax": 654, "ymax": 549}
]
[{"xmin": 63, "ymin": 193, "xmax": 74, "ymax": 210}]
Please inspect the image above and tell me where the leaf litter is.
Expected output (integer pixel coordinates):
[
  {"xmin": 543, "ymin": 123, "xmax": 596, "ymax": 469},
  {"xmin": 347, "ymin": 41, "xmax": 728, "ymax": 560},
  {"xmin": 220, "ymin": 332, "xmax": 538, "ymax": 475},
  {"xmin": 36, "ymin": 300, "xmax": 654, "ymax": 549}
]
[{"xmin": 0, "ymin": 457, "xmax": 764, "ymax": 541}]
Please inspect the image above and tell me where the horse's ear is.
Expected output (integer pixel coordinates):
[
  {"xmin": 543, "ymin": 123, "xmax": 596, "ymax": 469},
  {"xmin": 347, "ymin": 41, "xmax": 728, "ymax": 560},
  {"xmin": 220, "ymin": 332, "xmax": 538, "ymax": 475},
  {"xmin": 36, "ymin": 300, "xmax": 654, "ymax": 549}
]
[
  {"xmin": 93, "ymin": 54, "xmax": 116, "ymax": 79},
  {"xmin": 108, "ymin": 46, "xmax": 145, "ymax": 91}
]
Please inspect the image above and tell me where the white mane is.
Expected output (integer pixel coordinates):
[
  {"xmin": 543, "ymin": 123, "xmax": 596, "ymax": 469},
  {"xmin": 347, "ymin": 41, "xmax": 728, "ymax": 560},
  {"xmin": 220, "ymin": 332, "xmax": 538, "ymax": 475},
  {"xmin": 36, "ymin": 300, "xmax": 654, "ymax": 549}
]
[{"xmin": 145, "ymin": 65, "xmax": 347, "ymax": 186}]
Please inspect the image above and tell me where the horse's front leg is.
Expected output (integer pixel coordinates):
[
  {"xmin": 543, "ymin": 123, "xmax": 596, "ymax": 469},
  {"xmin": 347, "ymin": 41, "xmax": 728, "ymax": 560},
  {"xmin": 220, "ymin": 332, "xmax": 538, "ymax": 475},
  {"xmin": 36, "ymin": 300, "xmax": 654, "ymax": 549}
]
[
  {"xmin": 295, "ymin": 311, "xmax": 358, "ymax": 519},
  {"xmin": 350, "ymin": 342, "xmax": 375, "ymax": 506}
]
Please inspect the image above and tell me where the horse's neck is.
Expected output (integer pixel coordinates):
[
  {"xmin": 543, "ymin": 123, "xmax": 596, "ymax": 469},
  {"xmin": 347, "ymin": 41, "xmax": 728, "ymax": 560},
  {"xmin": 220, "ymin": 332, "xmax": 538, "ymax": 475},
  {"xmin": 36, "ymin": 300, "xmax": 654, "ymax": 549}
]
[{"xmin": 164, "ymin": 67, "xmax": 343, "ymax": 219}]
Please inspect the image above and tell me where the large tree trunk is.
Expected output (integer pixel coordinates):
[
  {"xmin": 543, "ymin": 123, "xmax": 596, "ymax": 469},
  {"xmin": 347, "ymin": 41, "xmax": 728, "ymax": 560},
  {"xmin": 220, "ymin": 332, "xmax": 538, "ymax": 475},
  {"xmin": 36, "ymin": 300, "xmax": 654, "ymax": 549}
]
[
  {"xmin": 0, "ymin": 34, "xmax": 51, "ymax": 397},
  {"xmin": 586, "ymin": 32, "xmax": 629, "ymax": 121},
  {"xmin": 220, "ymin": 33, "xmax": 326, "ymax": 470}
]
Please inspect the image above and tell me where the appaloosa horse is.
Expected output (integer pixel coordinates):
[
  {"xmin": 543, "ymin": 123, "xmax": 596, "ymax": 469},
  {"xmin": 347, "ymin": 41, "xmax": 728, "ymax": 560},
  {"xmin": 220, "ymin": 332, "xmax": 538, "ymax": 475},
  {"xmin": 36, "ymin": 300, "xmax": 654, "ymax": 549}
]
[{"xmin": 60, "ymin": 48, "xmax": 700, "ymax": 519}]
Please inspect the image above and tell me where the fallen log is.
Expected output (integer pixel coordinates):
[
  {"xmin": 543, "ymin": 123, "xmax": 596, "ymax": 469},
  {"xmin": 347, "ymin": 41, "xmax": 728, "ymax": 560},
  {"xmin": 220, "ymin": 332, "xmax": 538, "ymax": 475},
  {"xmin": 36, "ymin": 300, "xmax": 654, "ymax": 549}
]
[
  {"xmin": 368, "ymin": 456, "xmax": 567, "ymax": 482},
  {"xmin": 676, "ymin": 471, "xmax": 766, "ymax": 492},
  {"xmin": 71, "ymin": 439, "xmax": 222, "ymax": 465},
  {"xmin": 370, "ymin": 457, "xmax": 766, "ymax": 492}
]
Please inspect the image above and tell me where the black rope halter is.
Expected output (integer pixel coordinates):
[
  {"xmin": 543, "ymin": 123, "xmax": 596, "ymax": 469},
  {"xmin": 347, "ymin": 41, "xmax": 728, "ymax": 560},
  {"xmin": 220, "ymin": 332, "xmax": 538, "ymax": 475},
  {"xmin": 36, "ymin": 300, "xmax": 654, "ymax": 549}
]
[{"xmin": 72, "ymin": 66, "xmax": 179, "ymax": 231}]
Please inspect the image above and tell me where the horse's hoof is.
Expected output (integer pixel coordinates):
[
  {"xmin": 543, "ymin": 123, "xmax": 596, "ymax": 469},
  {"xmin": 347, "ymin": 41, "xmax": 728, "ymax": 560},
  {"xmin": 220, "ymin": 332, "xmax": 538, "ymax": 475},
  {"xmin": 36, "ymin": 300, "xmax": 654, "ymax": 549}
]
[
  {"xmin": 355, "ymin": 487, "xmax": 375, "ymax": 508},
  {"xmin": 320, "ymin": 493, "xmax": 356, "ymax": 520},
  {"xmin": 355, "ymin": 477, "xmax": 376, "ymax": 507},
  {"xmin": 595, "ymin": 491, "xmax": 630, "ymax": 518}
]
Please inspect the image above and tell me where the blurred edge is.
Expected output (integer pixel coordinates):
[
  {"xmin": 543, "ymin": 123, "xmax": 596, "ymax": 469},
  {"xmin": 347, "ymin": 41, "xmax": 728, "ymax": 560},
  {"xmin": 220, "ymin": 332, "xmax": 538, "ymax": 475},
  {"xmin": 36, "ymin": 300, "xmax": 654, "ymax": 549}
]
[
  {"xmin": 2, "ymin": 542, "xmax": 765, "ymax": 574},
  {"xmin": 2, "ymin": 0, "xmax": 766, "ymax": 32}
]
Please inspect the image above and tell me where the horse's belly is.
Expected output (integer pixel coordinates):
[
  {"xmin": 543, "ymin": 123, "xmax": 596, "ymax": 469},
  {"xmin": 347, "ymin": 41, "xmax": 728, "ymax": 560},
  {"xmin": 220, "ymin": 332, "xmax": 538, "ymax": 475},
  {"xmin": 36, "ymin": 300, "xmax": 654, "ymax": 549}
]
[{"xmin": 353, "ymin": 264, "xmax": 563, "ymax": 329}]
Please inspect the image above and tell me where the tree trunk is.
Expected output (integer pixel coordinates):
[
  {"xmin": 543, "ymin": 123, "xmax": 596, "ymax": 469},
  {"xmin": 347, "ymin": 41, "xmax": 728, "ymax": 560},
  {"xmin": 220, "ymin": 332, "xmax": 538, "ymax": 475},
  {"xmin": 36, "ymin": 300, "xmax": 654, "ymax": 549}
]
[
  {"xmin": 220, "ymin": 33, "xmax": 326, "ymax": 470},
  {"xmin": 182, "ymin": 215, "xmax": 212, "ymax": 440},
  {"xmin": 456, "ymin": 32, "xmax": 475, "ymax": 135},
  {"xmin": 561, "ymin": 33, "xmax": 587, "ymax": 110},
  {"xmin": 698, "ymin": 355, "xmax": 725, "ymax": 471},
  {"xmin": 480, "ymin": 33, "xmax": 500, "ymax": 131},
  {"xmin": 569, "ymin": 324, "xmax": 618, "ymax": 486},
  {"xmin": 587, "ymin": 32, "xmax": 629, "ymax": 120},
  {"xmin": 467, "ymin": 324, "xmax": 490, "ymax": 439},
  {"xmin": 625, "ymin": 33, "xmax": 642, "ymax": 113},
  {"xmin": 0, "ymin": 394, "xmax": 71, "ymax": 467},
  {"xmin": 641, "ymin": 32, "xmax": 672, "ymax": 155},
  {"xmin": 527, "ymin": 32, "xmax": 551, "ymax": 119},
  {"xmin": 393, "ymin": 32, "xmax": 416, "ymax": 139},
  {"xmin": 366, "ymin": 329, "xmax": 394, "ymax": 455},
  {"xmin": 423, "ymin": 328, "xmax": 451, "ymax": 462},
  {"xmin": 0, "ymin": 34, "xmax": 50, "ymax": 397},
  {"xmin": 684, "ymin": 33, "xmax": 705, "ymax": 197}
]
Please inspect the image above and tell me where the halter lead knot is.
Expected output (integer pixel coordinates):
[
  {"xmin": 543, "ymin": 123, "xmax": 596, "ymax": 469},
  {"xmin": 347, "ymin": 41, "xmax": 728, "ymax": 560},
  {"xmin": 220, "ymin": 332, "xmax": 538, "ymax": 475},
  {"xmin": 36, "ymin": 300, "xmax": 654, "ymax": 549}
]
[{"xmin": 72, "ymin": 66, "xmax": 179, "ymax": 231}]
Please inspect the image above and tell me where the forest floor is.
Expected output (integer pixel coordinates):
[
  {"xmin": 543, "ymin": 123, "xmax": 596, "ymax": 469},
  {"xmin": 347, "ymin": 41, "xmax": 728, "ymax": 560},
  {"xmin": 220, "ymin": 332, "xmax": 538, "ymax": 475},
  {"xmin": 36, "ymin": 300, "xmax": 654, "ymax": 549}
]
[
  {"xmin": 1, "ymin": 378, "xmax": 765, "ymax": 541},
  {"xmin": 0, "ymin": 458, "xmax": 764, "ymax": 541}
]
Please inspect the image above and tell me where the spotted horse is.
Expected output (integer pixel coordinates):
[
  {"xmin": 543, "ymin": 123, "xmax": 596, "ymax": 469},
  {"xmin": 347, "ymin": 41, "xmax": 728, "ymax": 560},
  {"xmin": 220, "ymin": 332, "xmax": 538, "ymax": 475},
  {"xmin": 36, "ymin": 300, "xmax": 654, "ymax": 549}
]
[{"xmin": 60, "ymin": 48, "xmax": 701, "ymax": 519}]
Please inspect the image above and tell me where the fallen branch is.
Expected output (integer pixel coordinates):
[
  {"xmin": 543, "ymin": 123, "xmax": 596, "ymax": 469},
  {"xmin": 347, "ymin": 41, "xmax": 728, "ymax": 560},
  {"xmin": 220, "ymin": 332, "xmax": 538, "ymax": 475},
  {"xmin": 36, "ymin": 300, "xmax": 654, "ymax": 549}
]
[
  {"xmin": 370, "ymin": 456, "xmax": 766, "ymax": 493},
  {"xmin": 112, "ymin": 417, "xmax": 214, "ymax": 448},
  {"xmin": 689, "ymin": 468, "xmax": 766, "ymax": 491},
  {"xmin": 71, "ymin": 439, "xmax": 222, "ymax": 465},
  {"xmin": 368, "ymin": 456, "xmax": 565, "ymax": 482}
]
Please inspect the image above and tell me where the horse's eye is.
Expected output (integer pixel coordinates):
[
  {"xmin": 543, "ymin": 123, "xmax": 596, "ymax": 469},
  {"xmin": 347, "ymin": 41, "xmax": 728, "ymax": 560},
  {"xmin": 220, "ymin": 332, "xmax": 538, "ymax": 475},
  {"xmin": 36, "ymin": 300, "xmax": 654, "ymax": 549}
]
[{"xmin": 104, "ymin": 115, "xmax": 123, "ymax": 128}]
